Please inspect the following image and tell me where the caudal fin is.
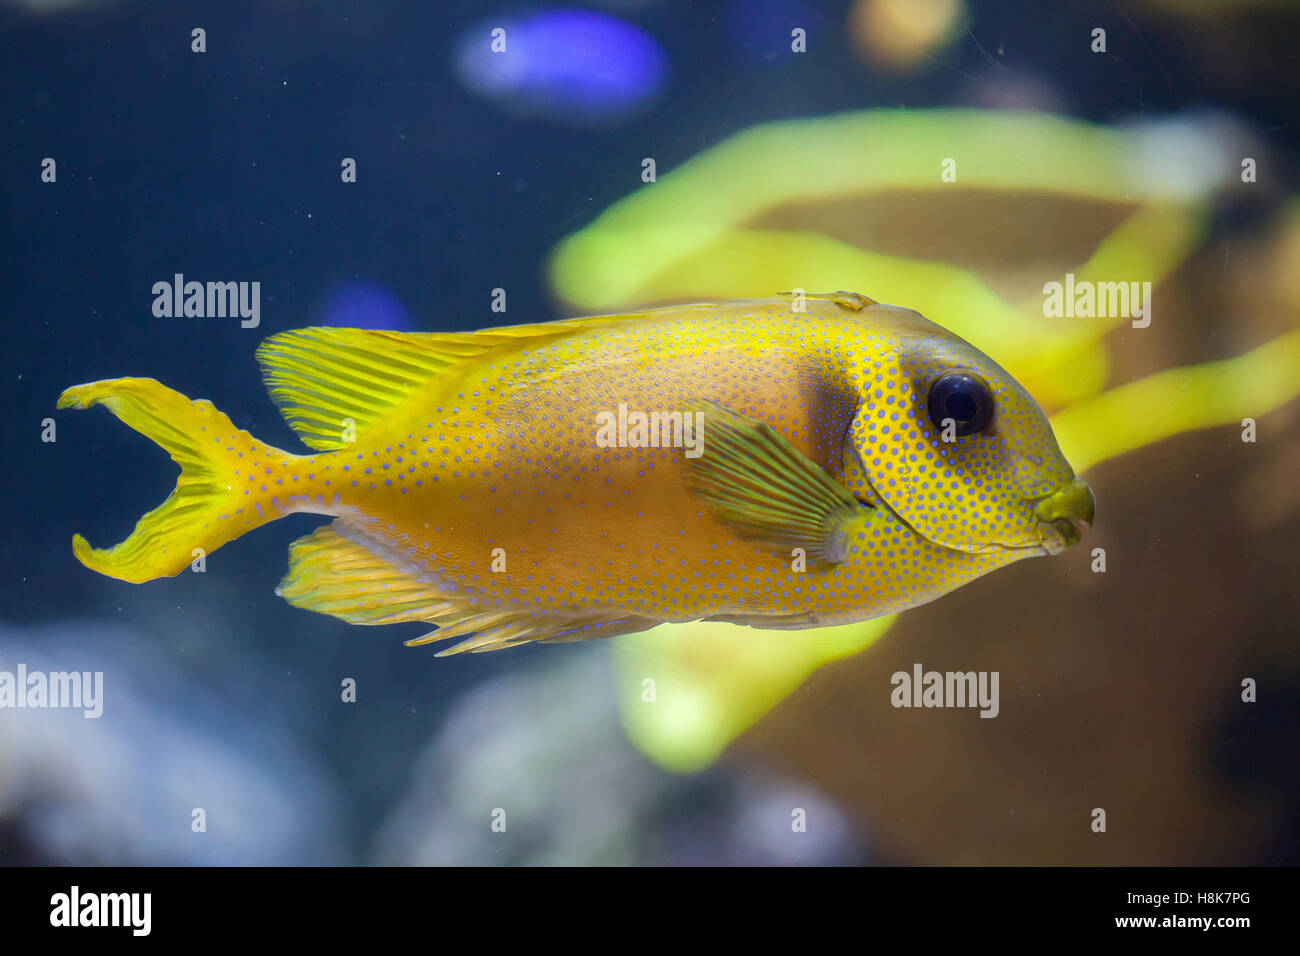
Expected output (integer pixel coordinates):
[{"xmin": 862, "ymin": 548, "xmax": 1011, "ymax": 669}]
[{"xmin": 58, "ymin": 377, "xmax": 291, "ymax": 582}]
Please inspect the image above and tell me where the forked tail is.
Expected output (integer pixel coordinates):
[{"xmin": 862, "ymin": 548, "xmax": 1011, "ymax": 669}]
[{"xmin": 58, "ymin": 377, "xmax": 293, "ymax": 582}]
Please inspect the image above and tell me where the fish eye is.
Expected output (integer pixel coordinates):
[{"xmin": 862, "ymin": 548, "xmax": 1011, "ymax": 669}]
[{"xmin": 926, "ymin": 371, "xmax": 994, "ymax": 437}]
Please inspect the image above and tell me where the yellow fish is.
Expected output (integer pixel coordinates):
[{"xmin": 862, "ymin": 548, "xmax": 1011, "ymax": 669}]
[{"xmin": 58, "ymin": 292, "xmax": 1093, "ymax": 654}]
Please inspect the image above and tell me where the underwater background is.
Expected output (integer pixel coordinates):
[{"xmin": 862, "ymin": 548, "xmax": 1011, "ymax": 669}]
[{"xmin": 3, "ymin": 0, "xmax": 1298, "ymax": 864}]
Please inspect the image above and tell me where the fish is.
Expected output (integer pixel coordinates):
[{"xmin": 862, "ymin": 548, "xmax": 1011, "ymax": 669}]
[{"xmin": 57, "ymin": 292, "xmax": 1094, "ymax": 655}]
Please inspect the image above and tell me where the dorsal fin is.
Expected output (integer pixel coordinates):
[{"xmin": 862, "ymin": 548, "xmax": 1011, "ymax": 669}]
[{"xmin": 256, "ymin": 318, "xmax": 634, "ymax": 450}]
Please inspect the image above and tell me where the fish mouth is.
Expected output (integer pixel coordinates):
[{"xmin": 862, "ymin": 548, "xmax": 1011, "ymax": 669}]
[
  {"xmin": 854, "ymin": 459, "xmax": 1095, "ymax": 557},
  {"xmin": 1030, "ymin": 478, "xmax": 1095, "ymax": 555}
]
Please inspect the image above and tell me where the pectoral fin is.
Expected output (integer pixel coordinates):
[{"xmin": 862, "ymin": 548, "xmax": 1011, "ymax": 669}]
[{"xmin": 681, "ymin": 399, "xmax": 865, "ymax": 566}]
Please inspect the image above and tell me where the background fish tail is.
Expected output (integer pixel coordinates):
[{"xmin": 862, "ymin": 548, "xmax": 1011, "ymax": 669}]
[{"xmin": 57, "ymin": 377, "xmax": 292, "ymax": 582}]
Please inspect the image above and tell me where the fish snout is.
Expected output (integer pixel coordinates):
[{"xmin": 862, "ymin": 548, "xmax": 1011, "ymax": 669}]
[{"xmin": 1032, "ymin": 478, "xmax": 1095, "ymax": 555}]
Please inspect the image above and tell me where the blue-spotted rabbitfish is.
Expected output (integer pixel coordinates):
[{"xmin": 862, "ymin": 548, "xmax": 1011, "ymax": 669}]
[{"xmin": 57, "ymin": 292, "xmax": 1094, "ymax": 654}]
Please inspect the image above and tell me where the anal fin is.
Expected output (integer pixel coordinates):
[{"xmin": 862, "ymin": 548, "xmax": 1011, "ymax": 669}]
[
  {"xmin": 277, "ymin": 523, "xmax": 452, "ymax": 625},
  {"xmin": 408, "ymin": 610, "xmax": 659, "ymax": 656},
  {"xmin": 278, "ymin": 522, "xmax": 659, "ymax": 651}
]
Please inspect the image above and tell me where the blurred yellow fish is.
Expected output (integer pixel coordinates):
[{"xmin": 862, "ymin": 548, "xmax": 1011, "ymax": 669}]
[{"xmin": 58, "ymin": 293, "xmax": 1093, "ymax": 654}]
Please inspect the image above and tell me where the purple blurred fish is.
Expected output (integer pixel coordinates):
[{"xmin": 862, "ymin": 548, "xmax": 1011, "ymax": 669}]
[
  {"xmin": 316, "ymin": 280, "xmax": 414, "ymax": 332},
  {"xmin": 455, "ymin": 9, "xmax": 668, "ymax": 126}
]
